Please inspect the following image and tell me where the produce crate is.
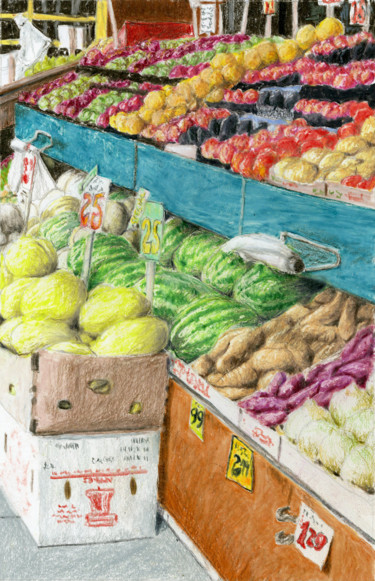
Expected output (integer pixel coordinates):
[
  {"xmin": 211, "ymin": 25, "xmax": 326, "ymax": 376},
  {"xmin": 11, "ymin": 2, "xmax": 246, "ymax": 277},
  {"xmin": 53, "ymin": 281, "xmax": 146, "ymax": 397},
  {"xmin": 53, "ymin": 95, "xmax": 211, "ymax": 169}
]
[
  {"xmin": 325, "ymin": 180, "xmax": 375, "ymax": 209},
  {"xmin": 0, "ymin": 405, "xmax": 160, "ymax": 546},
  {"xmin": 0, "ymin": 347, "xmax": 168, "ymax": 435}
]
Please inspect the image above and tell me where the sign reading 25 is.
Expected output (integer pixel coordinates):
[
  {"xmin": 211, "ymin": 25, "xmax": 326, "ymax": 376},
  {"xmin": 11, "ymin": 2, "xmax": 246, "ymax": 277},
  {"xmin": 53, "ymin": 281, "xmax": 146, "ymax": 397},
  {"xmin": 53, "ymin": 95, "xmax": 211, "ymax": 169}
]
[{"xmin": 140, "ymin": 201, "xmax": 164, "ymax": 261}]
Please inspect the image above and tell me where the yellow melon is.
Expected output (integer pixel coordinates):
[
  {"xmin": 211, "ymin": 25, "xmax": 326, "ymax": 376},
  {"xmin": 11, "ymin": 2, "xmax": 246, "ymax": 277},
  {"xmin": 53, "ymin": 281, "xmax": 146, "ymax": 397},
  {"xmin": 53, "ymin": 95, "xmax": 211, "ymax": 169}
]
[
  {"xmin": 296, "ymin": 24, "xmax": 317, "ymax": 50},
  {"xmin": 222, "ymin": 63, "xmax": 244, "ymax": 84},
  {"xmin": 243, "ymin": 47, "xmax": 262, "ymax": 70},
  {"xmin": 316, "ymin": 18, "xmax": 344, "ymax": 41},
  {"xmin": 205, "ymin": 88, "xmax": 225, "ymax": 103},
  {"xmin": 210, "ymin": 52, "xmax": 237, "ymax": 70},
  {"xmin": 144, "ymin": 90, "xmax": 166, "ymax": 111},
  {"xmin": 277, "ymin": 39, "xmax": 301, "ymax": 63},
  {"xmin": 257, "ymin": 41, "xmax": 279, "ymax": 66}
]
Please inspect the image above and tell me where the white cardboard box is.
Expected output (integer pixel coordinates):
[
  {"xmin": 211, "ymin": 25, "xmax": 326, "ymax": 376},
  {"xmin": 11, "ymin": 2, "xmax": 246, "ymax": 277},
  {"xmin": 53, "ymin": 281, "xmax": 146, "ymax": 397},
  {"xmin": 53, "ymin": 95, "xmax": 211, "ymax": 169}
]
[{"xmin": 0, "ymin": 405, "xmax": 160, "ymax": 546}]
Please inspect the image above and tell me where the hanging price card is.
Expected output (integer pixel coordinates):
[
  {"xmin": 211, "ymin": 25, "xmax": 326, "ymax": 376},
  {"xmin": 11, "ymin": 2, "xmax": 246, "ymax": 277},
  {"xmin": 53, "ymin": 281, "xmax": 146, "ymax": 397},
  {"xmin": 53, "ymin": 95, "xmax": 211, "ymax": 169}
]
[
  {"xmin": 129, "ymin": 187, "xmax": 150, "ymax": 229},
  {"xmin": 226, "ymin": 436, "xmax": 254, "ymax": 492},
  {"xmin": 294, "ymin": 503, "xmax": 334, "ymax": 569},
  {"xmin": 140, "ymin": 201, "xmax": 164, "ymax": 261},
  {"xmin": 189, "ymin": 399, "xmax": 205, "ymax": 441},
  {"xmin": 79, "ymin": 174, "xmax": 111, "ymax": 231},
  {"xmin": 349, "ymin": 0, "xmax": 367, "ymax": 26},
  {"xmin": 263, "ymin": 0, "xmax": 275, "ymax": 15}
]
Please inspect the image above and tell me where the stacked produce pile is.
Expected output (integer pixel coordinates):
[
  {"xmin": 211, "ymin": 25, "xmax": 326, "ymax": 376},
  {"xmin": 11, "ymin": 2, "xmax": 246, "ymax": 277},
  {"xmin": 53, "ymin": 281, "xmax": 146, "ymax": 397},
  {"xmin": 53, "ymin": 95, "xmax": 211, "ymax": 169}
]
[
  {"xmin": 193, "ymin": 289, "xmax": 375, "ymax": 399},
  {"xmin": 24, "ymin": 51, "xmax": 84, "ymax": 77},
  {"xmin": 282, "ymin": 379, "xmax": 374, "ymax": 493}
]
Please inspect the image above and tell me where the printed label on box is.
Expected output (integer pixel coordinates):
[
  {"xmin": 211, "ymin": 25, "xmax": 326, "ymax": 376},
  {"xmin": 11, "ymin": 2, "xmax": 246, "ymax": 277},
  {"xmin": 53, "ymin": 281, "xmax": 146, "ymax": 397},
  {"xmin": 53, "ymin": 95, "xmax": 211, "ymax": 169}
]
[
  {"xmin": 189, "ymin": 399, "xmax": 205, "ymax": 441},
  {"xmin": 226, "ymin": 435, "xmax": 254, "ymax": 492},
  {"xmin": 294, "ymin": 503, "xmax": 334, "ymax": 569}
]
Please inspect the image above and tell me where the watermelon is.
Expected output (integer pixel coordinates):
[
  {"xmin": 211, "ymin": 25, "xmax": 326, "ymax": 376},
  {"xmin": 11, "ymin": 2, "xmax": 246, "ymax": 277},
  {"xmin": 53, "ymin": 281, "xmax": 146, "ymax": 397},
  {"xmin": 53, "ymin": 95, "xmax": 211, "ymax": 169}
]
[
  {"xmin": 201, "ymin": 250, "xmax": 249, "ymax": 295},
  {"xmin": 233, "ymin": 263, "xmax": 323, "ymax": 320},
  {"xmin": 170, "ymin": 296, "xmax": 258, "ymax": 362},
  {"xmin": 160, "ymin": 217, "xmax": 196, "ymax": 266},
  {"xmin": 173, "ymin": 231, "xmax": 225, "ymax": 277},
  {"xmin": 136, "ymin": 269, "xmax": 214, "ymax": 322},
  {"xmin": 39, "ymin": 211, "xmax": 80, "ymax": 250},
  {"xmin": 90, "ymin": 259, "xmax": 147, "ymax": 290},
  {"xmin": 67, "ymin": 233, "xmax": 137, "ymax": 277}
]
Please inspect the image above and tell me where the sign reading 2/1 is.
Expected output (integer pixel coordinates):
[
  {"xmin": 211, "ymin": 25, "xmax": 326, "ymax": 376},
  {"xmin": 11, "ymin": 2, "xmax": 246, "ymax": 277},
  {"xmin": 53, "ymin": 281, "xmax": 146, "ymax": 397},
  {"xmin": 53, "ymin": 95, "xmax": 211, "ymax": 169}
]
[
  {"xmin": 80, "ymin": 174, "xmax": 110, "ymax": 231},
  {"xmin": 140, "ymin": 201, "xmax": 164, "ymax": 261},
  {"xmin": 294, "ymin": 503, "xmax": 334, "ymax": 569},
  {"xmin": 226, "ymin": 436, "xmax": 254, "ymax": 492},
  {"xmin": 189, "ymin": 399, "xmax": 205, "ymax": 441}
]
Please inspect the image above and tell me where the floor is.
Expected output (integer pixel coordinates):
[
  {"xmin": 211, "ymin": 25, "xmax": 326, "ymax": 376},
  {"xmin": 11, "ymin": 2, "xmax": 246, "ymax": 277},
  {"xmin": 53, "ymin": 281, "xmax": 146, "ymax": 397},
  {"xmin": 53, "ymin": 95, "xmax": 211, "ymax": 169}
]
[{"xmin": 0, "ymin": 489, "xmax": 213, "ymax": 581}]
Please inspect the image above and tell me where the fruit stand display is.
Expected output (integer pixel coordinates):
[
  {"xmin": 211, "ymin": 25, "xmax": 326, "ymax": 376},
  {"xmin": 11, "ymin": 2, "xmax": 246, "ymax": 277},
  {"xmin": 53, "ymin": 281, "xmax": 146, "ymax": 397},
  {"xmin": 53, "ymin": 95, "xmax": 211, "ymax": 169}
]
[{"xmin": 1, "ymin": 14, "xmax": 374, "ymax": 579}]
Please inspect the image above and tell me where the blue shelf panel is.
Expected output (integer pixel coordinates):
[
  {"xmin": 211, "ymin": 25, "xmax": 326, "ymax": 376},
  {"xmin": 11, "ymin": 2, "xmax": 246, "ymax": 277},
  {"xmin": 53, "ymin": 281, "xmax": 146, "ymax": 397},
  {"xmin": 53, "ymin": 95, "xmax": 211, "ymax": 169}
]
[
  {"xmin": 243, "ymin": 179, "xmax": 375, "ymax": 302},
  {"xmin": 136, "ymin": 143, "xmax": 243, "ymax": 239},
  {"xmin": 15, "ymin": 105, "xmax": 136, "ymax": 190}
]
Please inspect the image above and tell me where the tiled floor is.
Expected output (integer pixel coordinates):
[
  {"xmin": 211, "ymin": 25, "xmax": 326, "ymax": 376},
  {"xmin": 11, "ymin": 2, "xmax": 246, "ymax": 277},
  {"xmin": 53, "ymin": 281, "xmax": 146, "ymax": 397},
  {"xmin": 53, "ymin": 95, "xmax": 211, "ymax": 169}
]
[{"xmin": 0, "ymin": 489, "xmax": 212, "ymax": 581}]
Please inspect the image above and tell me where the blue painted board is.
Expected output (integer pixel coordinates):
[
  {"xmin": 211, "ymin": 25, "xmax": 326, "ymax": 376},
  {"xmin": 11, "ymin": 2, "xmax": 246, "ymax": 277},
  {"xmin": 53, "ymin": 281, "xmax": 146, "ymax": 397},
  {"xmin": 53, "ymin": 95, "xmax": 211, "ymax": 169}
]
[
  {"xmin": 243, "ymin": 179, "xmax": 375, "ymax": 302},
  {"xmin": 136, "ymin": 143, "xmax": 243, "ymax": 238},
  {"xmin": 15, "ymin": 105, "xmax": 136, "ymax": 189}
]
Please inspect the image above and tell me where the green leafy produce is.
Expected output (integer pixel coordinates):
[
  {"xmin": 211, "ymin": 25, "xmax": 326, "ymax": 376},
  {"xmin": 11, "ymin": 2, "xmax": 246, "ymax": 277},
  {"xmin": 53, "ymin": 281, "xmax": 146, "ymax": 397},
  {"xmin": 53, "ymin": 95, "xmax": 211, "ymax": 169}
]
[
  {"xmin": 329, "ymin": 384, "xmax": 372, "ymax": 427},
  {"xmin": 40, "ymin": 211, "xmax": 80, "ymax": 250},
  {"xmin": 202, "ymin": 250, "xmax": 249, "ymax": 295},
  {"xmin": 160, "ymin": 217, "xmax": 196, "ymax": 266},
  {"xmin": 344, "ymin": 409, "xmax": 374, "ymax": 443},
  {"xmin": 284, "ymin": 400, "xmax": 333, "ymax": 444},
  {"xmin": 318, "ymin": 429, "xmax": 356, "ymax": 475},
  {"xmin": 173, "ymin": 230, "xmax": 225, "ymax": 277},
  {"xmin": 170, "ymin": 295, "xmax": 258, "ymax": 362},
  {"xmin": 340, "ymin": 445, "xmax": 375, "ymax": 492},
  {"xmin": 297, "ymin": 420, "xmax": 336, "ymax": 461}
]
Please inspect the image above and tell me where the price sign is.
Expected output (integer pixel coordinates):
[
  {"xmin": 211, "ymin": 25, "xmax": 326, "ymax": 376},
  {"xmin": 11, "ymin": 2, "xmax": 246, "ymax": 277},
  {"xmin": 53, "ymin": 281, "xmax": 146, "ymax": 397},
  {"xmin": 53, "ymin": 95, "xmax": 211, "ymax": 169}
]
[
  {"xmin": 263, "ymin": 0, "xmax": 275, "ymax": 15},
  {"xmin": 349, "ymin": 0, "xmax": 367, "ymax": 25},
  {"xmin": 129, "ymin": 187, "xmax": 150, "ymax": 230},
  {"xmin": 21, "ymin": 150, "xmax": 37, "ymax": 192},
  {"xmin": 318, "ymin": 0, "xmax": 343, "ymax": 5},
  {"xmin": 140, "ymin": 201, "xmax": 164, "ymax": 261},
  {"xmin": 294, "ymin": 503, "xmax": 334, "ymax": 569},
  {"xmin": 189, "ymin": 399, "xmax": 205, "ymax": 441},
  {"xmin": 199, "ymin": 4, "xmax": 216, "ymax": 34},
  {"xmin": 226, "ymin": 436, "xmax": 254, "ymax": 492},
  {"xmin": 79, "ymin": 174, "xmax": 110, "ymax": 231}
]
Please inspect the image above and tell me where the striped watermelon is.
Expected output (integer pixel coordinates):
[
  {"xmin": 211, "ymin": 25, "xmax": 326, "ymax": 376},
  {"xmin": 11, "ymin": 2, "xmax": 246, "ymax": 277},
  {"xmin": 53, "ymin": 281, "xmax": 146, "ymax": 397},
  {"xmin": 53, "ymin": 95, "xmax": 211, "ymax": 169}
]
[
  {"xmin": 170, "ymin": 296, "xmax": 258, "ymax": 362},
  {"xmin": 173, "ymin": 231, "xmax": 225, "ymax": 277},
  {"xmin": 160, "ymin": 217, "xmax": 196, "ymax": 266},
  {"xmin": 201, "ymin": 250, "xmax": 249, "ymax": 295},
  {"xmin": 136, "ymin": 269, "xmax": 214, "ymax": 322},
  {"xmin": 39, "ymin": 211, "xmax": 80, "ymax": 251},
  {"xmin": 88, "ymin": 258, "xmax": 146, "ymax": 290},
  {"xmin": 67, "ymin": 233, "xmax": 137, "ymax": 277}
]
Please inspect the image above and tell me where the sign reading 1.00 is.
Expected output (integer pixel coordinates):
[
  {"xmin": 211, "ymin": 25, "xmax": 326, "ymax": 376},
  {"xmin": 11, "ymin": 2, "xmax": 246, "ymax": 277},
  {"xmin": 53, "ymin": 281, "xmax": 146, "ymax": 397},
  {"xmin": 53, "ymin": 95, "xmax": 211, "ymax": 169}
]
[{"xmin": 140, "ymin": 201, "xmax": 164, "ymax": 261}]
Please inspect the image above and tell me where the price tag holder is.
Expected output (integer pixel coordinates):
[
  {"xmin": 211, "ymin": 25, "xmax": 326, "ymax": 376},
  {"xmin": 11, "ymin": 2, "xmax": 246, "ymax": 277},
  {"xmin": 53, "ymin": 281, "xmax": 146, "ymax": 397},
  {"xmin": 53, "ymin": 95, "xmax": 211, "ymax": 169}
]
[
  {"xmin": 294, "ymin": 503, "xmax": 334, "ymax": 570},
  {"xmin": 129, "ymin": 187, "xmax": 150, "ymax": 230},
  {"xmin": 226, "ymin": 436, "xmax": 254, "ymax": 492},
  {"xmin": 189, "ymin": 399, "xmax": 205, "ymax": 441}
]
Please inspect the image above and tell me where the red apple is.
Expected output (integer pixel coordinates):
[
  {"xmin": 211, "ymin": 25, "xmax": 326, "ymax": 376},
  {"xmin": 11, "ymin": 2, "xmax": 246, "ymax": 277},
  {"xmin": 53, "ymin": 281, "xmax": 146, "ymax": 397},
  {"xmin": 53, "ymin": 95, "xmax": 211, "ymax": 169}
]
[
  {"xmin": 231, "ymin": 151, "xmax": 248, "ymax": 174},
  {"xmin": 201, "ymin": 137, "xmax": 220, "ymax": 159},
  {"xmin": 275, "ymin": 137, "xmax": 300, "ymax": 158},
  {"xmin": 337, "ymin": 122, "xmax": 360, "ymax": 139},
  {"xmin": 252, "ymin": 129, "xmax": 271, "ymax": 147},
  {"xmin": 342, "ymin": 175, "xmax": 363, "ymax": 188},
  {"xmin": 252, "ymin": 151, "xmax": 278, "ymax": 181},
  {"xmin": 353, "ymin": 70, "xmax": 375, "ymax": 86},
  {"xmin": 323, "ymin": 133, "xmax": 338, "ymax": 149},
  {"xmin": 229, "ymin": 134, "xmax": 251, "ymax": 150},
  {"xmin": 353, "ymin": 108, "xmax": 373, "ymax": 126},
  {"xmin": 300, "ymin": 137, "xmax": 324, "ymax": 154},
  {"xmin": 333, "ymin": 74, "xmax": 356, "ymax": 90},
  {"xmin": 218, "ymin": 142, "xmax": 237, "ymax": 165},
  {"xmin": 238, "ymin": 152, "xmax": 257, "ymax": 178}
]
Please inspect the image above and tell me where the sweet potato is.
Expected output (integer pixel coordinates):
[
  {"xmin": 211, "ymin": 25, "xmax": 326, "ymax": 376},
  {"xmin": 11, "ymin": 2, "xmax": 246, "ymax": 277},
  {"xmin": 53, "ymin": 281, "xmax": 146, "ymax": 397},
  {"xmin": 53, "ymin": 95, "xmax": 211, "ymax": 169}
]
[
  {"xmin": 257, "ymin": 410, "xmax": 287, "ymax": 427},
  {"xmin": 216, "ymin": 327, "xmax": 264, "ymax": 374},
  {"xmin": 215, "ymin": 386, "xmax": 255, "ymax": 401},
  {"xmin": 208, "ymin": 327, "xmax": 245, "ymax": 360},
  {"xmin": 306, "ymin": 287, "xmax": 336, "ymax": 309},
  {"xmin": 242, "ymin": 394, "xmax": 287, "ymax": 413},
  {"xmin": 250, "ymin": 347, "xmax": 296, "ymax": 373},
  {"xmin": 300, "ymin": 323, "xmax": 337, "ymax": 343},
  {"xmin": 278, "ymin": 373, "xmax": 306, "ymax": 399},
  {"xmin": 257, "ymin": 370, "xmax": 285, "ymax": 392},
  {"xmin": 338, "ymin": 296, "xmax": 358, "ymax": 341},
  {"xmin": 191, "ymin": 355, "xmax": 214, "ymax": 377},
  {"xmin": 302, "ymin": 291, "xmax": 346, "ymax": 327},
  {"xmin": 357, "ymin": 302, "xmax": 375, "ymax": 323},
  {"xmin": 215, "ymin": 359, "xmax": 258, "ymax": 387}
]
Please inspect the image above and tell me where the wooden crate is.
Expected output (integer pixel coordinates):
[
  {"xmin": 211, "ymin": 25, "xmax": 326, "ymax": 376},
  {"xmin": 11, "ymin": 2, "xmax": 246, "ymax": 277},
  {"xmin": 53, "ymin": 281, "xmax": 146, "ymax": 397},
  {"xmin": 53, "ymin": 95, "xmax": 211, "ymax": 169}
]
[
  {"xmin": 158, "ymin": 379, "xmax": 374, "ymax": 581},
  {"xmin": 0, "ymin": 347, "xmax": 168, "ymax": 435},
  {"xmin": 0, "ymin": 405, "xmax": 160, "ymax": 546}
]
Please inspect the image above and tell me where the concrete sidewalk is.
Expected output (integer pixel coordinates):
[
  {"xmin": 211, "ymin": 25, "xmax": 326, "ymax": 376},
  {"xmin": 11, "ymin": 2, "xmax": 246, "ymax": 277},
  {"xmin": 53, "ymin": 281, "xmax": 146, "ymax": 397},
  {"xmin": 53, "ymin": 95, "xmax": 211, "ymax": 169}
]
[{"xmin": 0, "ymin": 489, "xmax": 213, "ymax": 581}]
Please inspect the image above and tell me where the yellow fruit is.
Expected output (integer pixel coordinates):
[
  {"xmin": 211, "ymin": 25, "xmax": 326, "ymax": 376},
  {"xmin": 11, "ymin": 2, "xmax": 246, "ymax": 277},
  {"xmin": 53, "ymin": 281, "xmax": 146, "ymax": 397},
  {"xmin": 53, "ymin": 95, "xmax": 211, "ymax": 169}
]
[
  {"xmin": 41, "ymin": 196, "xmax": 80, "ymax": 221},
  {"xmin": 357, "ymin": 161, "xmax": 375, "ymax": 180},
  {"xmin": 296, "ymin": 24, "xmax": 317, "ymax": 51},
  {"xmin": 91, "ymin": 316, "xmax": 169, "ymax": 356},
  {"xmin": 283, "ymin": 160, "xmax": 318, "ymax": 183},
  {"xmin": 5, "ymin": 237, "xmax": 57, "ymax": 278},
  {"xmin": 0, "ymin": 277, "xmax": 36, "ymax": 319},
  {"xmin": 151, "ymin": 110, "xmax": 169, "ymax": 126},
  {"xmin": 27, "ymin": 223, "xmax": 40, "ymax": 237},
  {"xmin": 144, "ymin": 90, "xmax": 166, "ymax": 110},
  {"xmin": 21, "ymin": 270, "xmax": 86, "ymax": 321},
  {"xmin": 244, "ymin": 47, "xmax": 262, "ymax": 70},
  {"xmin": 200, "ymin": 67, "xmax": 214, "ymax": 84},
  {"xmin": 172, "ymin": 104, "xmax": 188, "ymax": 117},
  {"xmin": 162, "ymin": 107, "xmax": 176, "ymax": 122},
  {"xmin": 138, "ymin": 107, "xmax": 154, "ymax": 124},
  {"xmin": 336, "ymin": 136, "xmax": 367, "ymax": 155},
  {"xmin": 163, "ymin": 85, "xmax": 173, "ymax": 96},
  {"xmin": 109, "ymin": 114, "xmax": 118, "ymax": 129},
  {"xmin": 233, "ymin": 52, "xmax": 244, "ymax": 66},
  {"xmin": 166, "ymin": 91, "xmax": 187, "ymax": 109},
  {"xmin": 190, "ymin": 77, "xmax": 210, "ymax": 99},
  {"xmin": 211, "ymin": 52, "xmax": 237, "ymax": 70},
  {"xmin": 205, "ymin": 88, "xmax": 225, "ymax": 103},
  {"xmin": 273, "ymin": 158, "xmax": 300, "ymax": 179},
  {"xmin": 208, "ymin": 69, "xmax": 225, "ymax": 89},
  {"xmin": 222, "ymin": 63, "xmax": 244, "ymax": 84},
  {"xmin": 47, "ymin": 341, "xmax": 93, "ymax": 355},
  {"xmin": 79, "ymin": 286, "xmax": 149, "ymax": 337},
  {"xmin": 0, "ymin": 317, "xmax": 23, "ymax": 351},
  {"xmin": 326, "ymin": 167, "xmax": 353, "ymax": 182},
  {"xmin": 316, "ymin": 18, "xmax": 344, "ymax": 41},
  {"xmin": 10, "ymin": 318, "xmax": 77, "ymax": 356},
  {"xmin": 277, "ymin": 39, "xmax": 301, "ymax": 63},
  {"xmin": 256, "ymin": 41, "xmax": 279, "ymax": 66},
  {"xmin": 360, "ymin": 116, "xmax": 375, "ymax": 145},
  {"xmin": 175, "ymin": 82, "xmax": 193, "ymax": 101},
  {"xmin": 0, "ymin": 255, "xmax": 13, "ymax": 290},
  {"xmin": 123, "ymin": 114, "xmax": 145, "ymax": 135}
]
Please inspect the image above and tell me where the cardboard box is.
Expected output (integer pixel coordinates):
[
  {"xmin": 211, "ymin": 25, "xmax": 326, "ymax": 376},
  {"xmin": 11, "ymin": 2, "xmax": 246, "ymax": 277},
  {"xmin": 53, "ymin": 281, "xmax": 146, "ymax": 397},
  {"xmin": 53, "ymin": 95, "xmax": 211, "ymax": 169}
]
[{"xmin": 0, "ymin": 405, "xmax": 160, "ymax": 546}]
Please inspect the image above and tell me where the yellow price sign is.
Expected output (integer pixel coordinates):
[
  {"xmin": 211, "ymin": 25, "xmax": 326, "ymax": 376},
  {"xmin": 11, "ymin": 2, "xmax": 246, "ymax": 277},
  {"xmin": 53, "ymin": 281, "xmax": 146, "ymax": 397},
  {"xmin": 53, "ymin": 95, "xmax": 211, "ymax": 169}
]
[
  {"xmin": 140, "ymin": 201, "xmax": 164, "ymax": 261},
  {"xmin": 226, "ymin": 436, "xmax": 254, "ymax": 492},
  {"xmin": 189, "ymin": 399, "xmax": 205, "ymax": 441}
]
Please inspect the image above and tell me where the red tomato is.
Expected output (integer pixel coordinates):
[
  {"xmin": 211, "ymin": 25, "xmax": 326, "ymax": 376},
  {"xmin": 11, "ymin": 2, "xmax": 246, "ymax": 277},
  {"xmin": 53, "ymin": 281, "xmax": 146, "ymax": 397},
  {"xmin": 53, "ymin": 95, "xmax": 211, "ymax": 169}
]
[
  {"xmin": 353, "ymin": 108, "xmax": 374, "ymax": 126},
  {"xmin": 231, "ymin": 151, "xmax": 248, "ymax": 174},
  {"xmin": 337, "ymin": 122, "xmax": 360, "ymax": 139},
  {"xmin": 341, "ymin": 175, "xmax": 363, "ymax": 188},
  {"xmin": 322, "ymin": 133, "xmax": 338, "ymax": 150},
  {"xmin": 252, "ymin": 151, "xmax": 278, "ymax": 181},
  {"xmin": 274, "ymin": 137, "xmax": 300, "ymax": 158},
  {"xmin": 238, "ymin": 152, "xmax": 257, "ymax": 178}
]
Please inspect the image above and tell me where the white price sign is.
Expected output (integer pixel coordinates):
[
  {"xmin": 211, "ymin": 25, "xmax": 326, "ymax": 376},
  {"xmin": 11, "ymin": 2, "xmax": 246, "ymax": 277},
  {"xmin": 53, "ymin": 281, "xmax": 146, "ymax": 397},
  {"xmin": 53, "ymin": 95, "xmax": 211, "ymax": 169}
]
[
  {"xmin": 349, "ymin": 0, "xmax": 367, "ymax": 26},
  {"xmin": 294, "ymin": 503, "xmax": 334, "ymax": 569},
  {"xmin": 200, "ymin": 4, "xmax": 216, "ymax": 34},
  {"xmin": 79, "ymin": 175, "xmax": 111, "ymax": 232}
]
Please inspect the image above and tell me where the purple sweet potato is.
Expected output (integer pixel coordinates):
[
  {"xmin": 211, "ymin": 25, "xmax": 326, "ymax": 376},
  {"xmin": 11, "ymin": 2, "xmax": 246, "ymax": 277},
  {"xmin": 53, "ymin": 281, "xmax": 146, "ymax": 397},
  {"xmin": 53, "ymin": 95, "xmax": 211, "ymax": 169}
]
[
  {"xmin": 286, "ymin": 382, "xmax": 320, "ymax": 411},
  {"xmin": 313, "ymin": 388, "xmax": 342, "ymax": 408},
  {"xmin": 257, "ymin": 410, "xmax": 287, "ymax": 427},
  {"xmin": 351, "ymin": 333, "xmax": 374, "ymax": 361},
  {"xmin": 306, "ymin": 363, "xmax": 327, "ymax": 384},
  {"xmin": 319, "ymin": 374, "xmax": 353, "ymax": 393},
  {"xmin": 341, "ymin": 325, "xmax": 373, "ymax": 362},
  {"xmin": 266, "ymin": 371, "xmax": 287, "ymax": 396},
  {"xmin": 278, "ymin": 373, "xmax": 306, "ymax": 399},
  {"xmin": 243, "ymin": 395, "xmax": 286, "ymax": 414},
  {"xmin": 338, "ymin": 358, "xmax": 372, "ymax": 382}
]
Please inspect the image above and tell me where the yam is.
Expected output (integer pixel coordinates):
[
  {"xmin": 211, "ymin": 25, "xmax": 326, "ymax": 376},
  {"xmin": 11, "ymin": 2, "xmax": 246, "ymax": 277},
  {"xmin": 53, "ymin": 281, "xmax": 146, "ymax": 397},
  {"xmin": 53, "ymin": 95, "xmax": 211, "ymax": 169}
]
[
  {"xmin": 300, "ymin": 323, "xmax": 337, "ymax": 343},
  {"xmin": 191, "ymin": 355, "xmax": 214, "ymax": 377},
  {"xmin": 306, "ymin": 287, "xmax": 336, "ymax": 309},
  {"xmin": 215, "ymin": 359, "xmax": 258, "ymax": 387},
  {"xmin": 338, "ymin": 296, "xmax": 358, "ymax": 341},
  {"xmin": 216, "ymin": 327, "xmax": 265, "ymax": 374},
  {"xmin": 250, "ymin": 347, "xmax": 296, "ymax": 373},
  {"xmin": 208, "ymin": 327, "xmax": 245, "ymax": 360},
  {"xmin": 301, "ymin": 291, "xmax": 346, "ymax": 327},
  {"xmin": 357, "ymin": 302, "xmax": 375, "ymax": 323},
  {"xmin": 214, "ymin": 386, "xmax": 255, "ymax": 401}
]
